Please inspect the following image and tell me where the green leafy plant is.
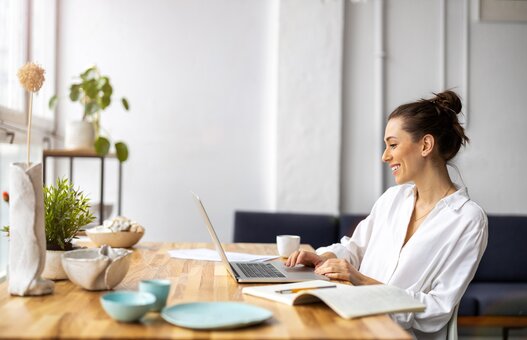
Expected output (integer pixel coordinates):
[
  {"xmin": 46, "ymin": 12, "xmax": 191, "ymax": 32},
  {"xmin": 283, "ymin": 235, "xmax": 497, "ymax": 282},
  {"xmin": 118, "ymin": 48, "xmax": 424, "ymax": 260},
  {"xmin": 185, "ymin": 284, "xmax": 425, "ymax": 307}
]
[
  {"xmin": 49, "ymin": 65, "xmax": 130, "ymax": 162},
  {"xmin": 44, "ymin": 178, "xmax": 95, "ymax": 251}
]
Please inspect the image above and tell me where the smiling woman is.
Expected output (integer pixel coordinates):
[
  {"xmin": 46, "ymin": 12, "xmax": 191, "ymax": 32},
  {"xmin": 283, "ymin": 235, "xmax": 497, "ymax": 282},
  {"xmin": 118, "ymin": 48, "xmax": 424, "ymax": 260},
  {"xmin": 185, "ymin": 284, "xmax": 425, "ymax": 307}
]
[{"xmin": 286, "ymin": 90, "xmax": 488, "ymax": 339}]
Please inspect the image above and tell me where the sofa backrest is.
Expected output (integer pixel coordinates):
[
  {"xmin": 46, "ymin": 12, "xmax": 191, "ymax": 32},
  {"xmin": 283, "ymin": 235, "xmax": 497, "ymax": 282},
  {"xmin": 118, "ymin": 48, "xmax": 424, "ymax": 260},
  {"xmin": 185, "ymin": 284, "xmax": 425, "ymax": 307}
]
[
  {"xmin": 339, "ymin": 214, "xmax": 368, "ymax": 239},
  {"xmin": 233, "ymin": 211, "xmax": 338, "ymax": 249},
  {"xmin": 473, "ymin": 215, "xmax": 527, "ymax": 282}
]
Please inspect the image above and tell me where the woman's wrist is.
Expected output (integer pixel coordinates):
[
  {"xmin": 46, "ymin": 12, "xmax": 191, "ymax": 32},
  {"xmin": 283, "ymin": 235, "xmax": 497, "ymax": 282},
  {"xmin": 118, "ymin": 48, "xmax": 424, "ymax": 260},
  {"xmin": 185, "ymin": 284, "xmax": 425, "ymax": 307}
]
[{"xmin": 319, "ymin": 252, "xmax": 336, "ymax": 262}]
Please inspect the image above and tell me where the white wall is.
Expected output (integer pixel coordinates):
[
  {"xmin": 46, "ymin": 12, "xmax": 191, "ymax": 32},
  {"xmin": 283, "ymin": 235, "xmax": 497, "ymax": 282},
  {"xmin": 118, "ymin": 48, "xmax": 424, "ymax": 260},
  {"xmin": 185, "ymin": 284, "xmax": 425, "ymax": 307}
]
[
  {"xmin": 55, "ymin": 0, "xmax": 527, "ymax": 244},
  {"xmin": 56, "ymin": 0, "xmax": 277, "ymax": 242},
  {"xmin": 277, "ymin": 0, "xmax": 343, "ymax": 214},
  {"xmin": 342, "ymin": 0, "xmax": 527, "ymax": 215}
]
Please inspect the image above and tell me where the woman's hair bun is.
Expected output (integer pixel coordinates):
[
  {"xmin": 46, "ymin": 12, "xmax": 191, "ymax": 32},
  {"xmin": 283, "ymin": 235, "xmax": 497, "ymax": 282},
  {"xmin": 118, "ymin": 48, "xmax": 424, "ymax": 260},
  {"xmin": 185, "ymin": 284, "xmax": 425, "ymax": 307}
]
[
  {"xmin": 388, "ymin": 89, "xmax": 469, "ymax": 161},
  {"xmin": 432, "ymin": 90, "xmax": 462, "ymax": 115}
]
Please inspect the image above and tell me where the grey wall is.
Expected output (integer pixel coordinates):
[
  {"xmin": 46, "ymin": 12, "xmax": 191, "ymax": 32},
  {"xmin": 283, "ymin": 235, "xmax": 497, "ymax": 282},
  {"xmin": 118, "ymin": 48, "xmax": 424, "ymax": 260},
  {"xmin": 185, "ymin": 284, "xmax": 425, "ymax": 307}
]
[{"xmin": 341, "ymin": 0, "xmax": 527, "ymax": 215}]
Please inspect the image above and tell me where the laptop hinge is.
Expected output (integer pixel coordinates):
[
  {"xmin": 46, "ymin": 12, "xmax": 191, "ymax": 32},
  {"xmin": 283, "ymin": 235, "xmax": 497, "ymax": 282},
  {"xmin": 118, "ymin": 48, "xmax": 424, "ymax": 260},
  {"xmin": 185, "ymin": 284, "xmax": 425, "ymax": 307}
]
[{"xmin": 230, "ymin": 263, "xmax": 241, "ymax": 279}]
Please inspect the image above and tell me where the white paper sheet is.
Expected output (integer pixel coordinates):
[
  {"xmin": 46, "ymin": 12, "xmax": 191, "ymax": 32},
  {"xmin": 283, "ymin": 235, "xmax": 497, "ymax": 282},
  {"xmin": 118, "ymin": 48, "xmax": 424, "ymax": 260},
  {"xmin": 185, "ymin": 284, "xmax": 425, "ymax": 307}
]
[{"xmin": 168, "ymin": 248, "xmax": 278, "ymax": 262}]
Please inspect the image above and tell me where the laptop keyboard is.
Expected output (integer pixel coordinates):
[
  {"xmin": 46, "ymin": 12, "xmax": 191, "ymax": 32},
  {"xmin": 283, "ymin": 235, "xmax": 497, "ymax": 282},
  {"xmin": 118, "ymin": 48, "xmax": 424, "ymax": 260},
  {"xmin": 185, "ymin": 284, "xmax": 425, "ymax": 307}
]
[{"xmin": 236, "ymin": 263, "xmax": 286, "ymax": 278}]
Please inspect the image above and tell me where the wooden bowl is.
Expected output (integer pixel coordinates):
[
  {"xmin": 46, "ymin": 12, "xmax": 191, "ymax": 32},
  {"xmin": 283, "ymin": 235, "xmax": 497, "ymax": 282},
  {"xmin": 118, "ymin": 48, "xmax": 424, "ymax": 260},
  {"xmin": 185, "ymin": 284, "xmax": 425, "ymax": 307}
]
[{"xmin": 85, "ymin": 229, "xmax": 144, "ymax": 248}]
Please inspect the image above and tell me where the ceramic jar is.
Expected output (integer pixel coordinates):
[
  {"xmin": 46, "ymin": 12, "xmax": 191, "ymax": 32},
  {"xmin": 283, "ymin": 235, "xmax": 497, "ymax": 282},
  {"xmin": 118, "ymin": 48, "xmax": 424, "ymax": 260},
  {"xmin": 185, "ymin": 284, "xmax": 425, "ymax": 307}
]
[{"xmin": 64, "ymin": 121, "xmax": 95, "ymax": 149}]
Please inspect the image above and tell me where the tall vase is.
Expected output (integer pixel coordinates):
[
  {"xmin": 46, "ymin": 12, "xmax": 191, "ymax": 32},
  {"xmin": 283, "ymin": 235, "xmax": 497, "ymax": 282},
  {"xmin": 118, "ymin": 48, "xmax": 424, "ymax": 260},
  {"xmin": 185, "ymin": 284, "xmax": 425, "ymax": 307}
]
[{"xmin": 8, "ymin": 162, "xmax": 54, "ymax": 296}]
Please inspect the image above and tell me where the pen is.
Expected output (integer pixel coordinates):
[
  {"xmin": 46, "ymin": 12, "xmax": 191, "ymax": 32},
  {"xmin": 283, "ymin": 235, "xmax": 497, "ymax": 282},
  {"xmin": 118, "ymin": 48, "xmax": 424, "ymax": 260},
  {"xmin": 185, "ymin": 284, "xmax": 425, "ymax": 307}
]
[{"xmin": 275, "ymin": 285, "xmax": 337, "ymax": 294}]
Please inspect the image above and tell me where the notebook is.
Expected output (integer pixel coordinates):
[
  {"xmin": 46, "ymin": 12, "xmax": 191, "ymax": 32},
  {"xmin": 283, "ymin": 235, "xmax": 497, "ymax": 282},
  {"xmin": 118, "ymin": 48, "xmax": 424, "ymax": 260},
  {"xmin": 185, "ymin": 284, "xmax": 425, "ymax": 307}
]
[
  {"xmin": 242, "ymin": 280, "xmax": 426, "ymax": 319},
  {"xmin": 192, "ymin": 193, "xmax": 329, "ymax": 283}
]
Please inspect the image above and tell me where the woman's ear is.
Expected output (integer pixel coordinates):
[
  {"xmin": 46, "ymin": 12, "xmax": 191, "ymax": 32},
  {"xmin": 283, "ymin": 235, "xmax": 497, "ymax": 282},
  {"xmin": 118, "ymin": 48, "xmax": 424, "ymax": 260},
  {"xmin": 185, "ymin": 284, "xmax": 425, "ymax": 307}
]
[{"xmin": 421, "ymin": 134, "xmax": 435, "ymax": 157}]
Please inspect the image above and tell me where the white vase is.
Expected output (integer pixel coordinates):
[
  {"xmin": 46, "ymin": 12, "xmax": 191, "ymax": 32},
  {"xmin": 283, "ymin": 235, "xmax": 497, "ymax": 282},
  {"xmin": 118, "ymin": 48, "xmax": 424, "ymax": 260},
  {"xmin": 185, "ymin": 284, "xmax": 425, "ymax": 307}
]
[
  {"xmin": 64, "ymin": 121, "xmax": 95, "ymax": 150},
  {"xmin": 42, "ymin": 250, "xmax": 68, "ymax": 280},
  {"xmin": 8, "ymin": 163, "xmax": 54, "ymax": 295}
]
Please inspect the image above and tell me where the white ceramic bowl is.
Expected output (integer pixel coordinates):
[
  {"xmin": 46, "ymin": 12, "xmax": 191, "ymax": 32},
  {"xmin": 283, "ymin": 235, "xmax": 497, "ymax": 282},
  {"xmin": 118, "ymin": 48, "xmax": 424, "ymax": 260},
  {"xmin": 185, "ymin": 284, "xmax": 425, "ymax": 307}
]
[
  {"xmin": 62, "ymin": 247, "xmax": 132, "ymax": 290},
  {"xmin": 86, "ymin": 229, "xmax": 144, "ymax": 248}
]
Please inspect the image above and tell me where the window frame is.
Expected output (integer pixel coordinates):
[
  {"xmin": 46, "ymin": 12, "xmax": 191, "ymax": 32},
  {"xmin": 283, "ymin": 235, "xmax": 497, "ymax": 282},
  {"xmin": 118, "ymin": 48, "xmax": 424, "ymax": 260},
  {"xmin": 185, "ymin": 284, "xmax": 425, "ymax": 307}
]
[{"xmin": 0, "ymin": 0, "xmax": 57, "ymax": 138}]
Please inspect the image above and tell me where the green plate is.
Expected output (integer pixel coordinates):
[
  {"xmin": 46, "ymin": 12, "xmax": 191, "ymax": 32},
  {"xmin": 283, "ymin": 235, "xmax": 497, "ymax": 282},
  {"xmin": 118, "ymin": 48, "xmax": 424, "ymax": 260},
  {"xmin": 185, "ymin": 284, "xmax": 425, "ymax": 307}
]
[{"xmin": 161, "ymin": 302, "xmax": 272, "ymax": 330}]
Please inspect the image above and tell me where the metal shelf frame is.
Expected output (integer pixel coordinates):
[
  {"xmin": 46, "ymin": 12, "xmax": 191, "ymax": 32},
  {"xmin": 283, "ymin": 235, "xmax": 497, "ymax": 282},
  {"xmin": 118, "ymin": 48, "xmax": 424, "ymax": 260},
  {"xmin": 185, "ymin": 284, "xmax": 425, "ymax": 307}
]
[{"xmin": 42, "ymin": 149, "xmax": 122, "ymax": 225}]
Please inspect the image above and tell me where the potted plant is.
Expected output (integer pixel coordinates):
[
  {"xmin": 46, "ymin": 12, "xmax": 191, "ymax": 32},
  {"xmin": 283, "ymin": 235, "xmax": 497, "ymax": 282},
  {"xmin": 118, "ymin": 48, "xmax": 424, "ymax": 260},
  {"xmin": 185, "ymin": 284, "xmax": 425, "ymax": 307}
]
[
  {"xmin": 49, "ymin": 65, "xmax": 130, "ymax": 162},
  {"xmin": 42, "ymin": 178, "xmax": 95, "ymax": 280}
]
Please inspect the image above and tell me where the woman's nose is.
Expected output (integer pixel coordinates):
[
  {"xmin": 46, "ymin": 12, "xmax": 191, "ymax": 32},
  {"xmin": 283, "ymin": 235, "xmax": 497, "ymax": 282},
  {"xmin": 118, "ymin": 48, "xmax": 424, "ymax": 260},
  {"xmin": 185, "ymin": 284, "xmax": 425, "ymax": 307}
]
[{"xmin": 382, "ymin": 148, "xmax": 390, "ymax": 163}]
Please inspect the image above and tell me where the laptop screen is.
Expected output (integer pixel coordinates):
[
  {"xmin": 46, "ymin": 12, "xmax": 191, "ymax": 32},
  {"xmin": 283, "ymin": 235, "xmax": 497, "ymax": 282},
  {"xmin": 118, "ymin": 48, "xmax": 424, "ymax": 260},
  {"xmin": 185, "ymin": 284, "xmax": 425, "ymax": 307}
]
[{"xmin": 191, "ymin": 193, "xmax": 238, "ymax": 279}]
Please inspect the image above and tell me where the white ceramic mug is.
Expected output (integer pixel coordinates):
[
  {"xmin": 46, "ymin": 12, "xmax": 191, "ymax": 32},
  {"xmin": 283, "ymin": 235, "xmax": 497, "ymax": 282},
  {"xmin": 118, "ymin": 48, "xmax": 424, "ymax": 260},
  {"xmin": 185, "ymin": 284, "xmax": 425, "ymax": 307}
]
[{"xmin": 276, "ymin": 235, "xmax": 301, "ymax": 258}]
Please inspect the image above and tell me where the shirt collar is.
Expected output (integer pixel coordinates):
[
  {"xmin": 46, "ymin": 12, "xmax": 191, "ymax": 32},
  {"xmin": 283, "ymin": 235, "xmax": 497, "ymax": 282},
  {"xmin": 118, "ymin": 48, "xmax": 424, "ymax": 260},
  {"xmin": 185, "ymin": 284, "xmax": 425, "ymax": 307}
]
[
  {"xmin": 404, "ymin": 183, "xmax": 470, "ymax": 211},
  {"xmin": 443, "ymin": 185, "xmax": 470, "ymax": 211}
]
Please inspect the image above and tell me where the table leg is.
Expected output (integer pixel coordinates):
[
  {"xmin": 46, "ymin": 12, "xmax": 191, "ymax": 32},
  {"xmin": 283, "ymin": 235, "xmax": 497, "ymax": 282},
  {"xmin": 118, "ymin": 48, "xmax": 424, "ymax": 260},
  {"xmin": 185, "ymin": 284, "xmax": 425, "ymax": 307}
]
[
  {"xmin": 69, "ymin": 157, "xmax": 74, "ymax": 182},
  {"xmin": 100, "ymin": 157, "xmax": 105, "ymax": 225},
  {"xmin": 43, "ymin": 155, "xmax": 47, "ymax": 184},
  {"xmin": 118, "ymin": 162, "xmax": 122, "ymax": 216}
]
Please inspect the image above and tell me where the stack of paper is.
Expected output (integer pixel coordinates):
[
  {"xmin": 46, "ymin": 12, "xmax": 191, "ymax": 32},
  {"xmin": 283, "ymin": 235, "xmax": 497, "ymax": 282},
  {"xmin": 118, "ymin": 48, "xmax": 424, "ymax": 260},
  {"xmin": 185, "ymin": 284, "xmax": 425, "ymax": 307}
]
[{"xmin": 168, "ymin": 248, "xmax": 278, "ymax": 262}]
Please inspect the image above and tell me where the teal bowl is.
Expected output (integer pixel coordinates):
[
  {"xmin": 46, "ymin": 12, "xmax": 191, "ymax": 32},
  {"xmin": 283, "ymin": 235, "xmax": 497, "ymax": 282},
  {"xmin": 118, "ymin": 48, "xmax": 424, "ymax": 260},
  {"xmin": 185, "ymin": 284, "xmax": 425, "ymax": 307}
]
[{"xmin": 100, "ymin": 291, "xmax": 156, "ymax": 322}]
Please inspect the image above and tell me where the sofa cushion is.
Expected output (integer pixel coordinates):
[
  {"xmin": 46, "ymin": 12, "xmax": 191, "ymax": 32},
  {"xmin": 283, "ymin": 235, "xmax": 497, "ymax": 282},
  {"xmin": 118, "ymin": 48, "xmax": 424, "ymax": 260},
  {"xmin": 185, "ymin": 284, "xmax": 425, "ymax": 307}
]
[
  {"xmin": 233, "ymin": 211, "xmax": 338, "ymax": 249},
  {"xmin": 339, "ymin": 214, "xmax": 368, "ymax": 238},
  {"xmin": 474, "ymin": 215, "xmax": 527, "ymax": 282},
  {"xmin": 458, "ymin": 291, "xmax": 479, "ymax": 316},
  {"xmin": 464, "ymin": 283, "xmax": 527, "ymax": 316}
]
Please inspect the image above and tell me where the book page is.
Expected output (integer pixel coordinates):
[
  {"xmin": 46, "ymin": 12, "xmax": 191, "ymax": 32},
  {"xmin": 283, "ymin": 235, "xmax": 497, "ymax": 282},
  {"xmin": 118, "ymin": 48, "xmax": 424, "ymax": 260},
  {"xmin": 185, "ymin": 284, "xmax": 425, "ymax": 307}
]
[
  {"xmin": 242, "ymin": 280, "xmax": 334, "ymax": 305},
  {"xmin": 242, "ymin": 281, "xmax": 425, "ymax": 320},
  {"xmin": 307, "ymin": 284, "xmax": 425, "ymax": 319}
]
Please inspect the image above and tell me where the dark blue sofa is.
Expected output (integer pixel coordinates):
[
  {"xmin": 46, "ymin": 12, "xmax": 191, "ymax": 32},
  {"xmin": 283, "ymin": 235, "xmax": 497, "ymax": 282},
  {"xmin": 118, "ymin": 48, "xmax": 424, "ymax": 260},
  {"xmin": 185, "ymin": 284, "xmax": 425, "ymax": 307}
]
[
  {"xmin": 234, "ymin": 212, "xmax": 527, "ymax": 337},
  {"xmin": 233, "ymin": 211, "xmax": 338, "ymax": 249},
  {"xmin": 456, "ymin": 215, "xmax": 527, "ymax": 339}
]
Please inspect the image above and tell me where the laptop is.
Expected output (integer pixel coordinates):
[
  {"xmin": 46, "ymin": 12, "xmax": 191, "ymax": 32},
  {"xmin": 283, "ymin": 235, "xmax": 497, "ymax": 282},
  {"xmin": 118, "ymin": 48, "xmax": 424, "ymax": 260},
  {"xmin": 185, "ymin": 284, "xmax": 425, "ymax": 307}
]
[{"xmin": 192, "ymin": 193, "xmax": 329, "ymax": 283}]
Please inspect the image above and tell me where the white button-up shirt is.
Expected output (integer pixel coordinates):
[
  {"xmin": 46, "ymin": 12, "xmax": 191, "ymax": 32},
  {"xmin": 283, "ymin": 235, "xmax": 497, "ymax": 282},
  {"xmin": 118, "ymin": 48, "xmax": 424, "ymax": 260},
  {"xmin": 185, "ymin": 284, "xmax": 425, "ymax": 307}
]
[{"xmin": 316, "ymin": 184, "xmax": 488, "ymax": 339}]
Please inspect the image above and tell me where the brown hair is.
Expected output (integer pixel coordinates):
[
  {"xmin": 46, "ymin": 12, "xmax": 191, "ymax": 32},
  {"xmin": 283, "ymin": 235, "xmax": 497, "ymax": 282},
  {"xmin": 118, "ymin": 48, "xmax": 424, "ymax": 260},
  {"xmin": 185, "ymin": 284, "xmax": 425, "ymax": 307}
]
[{"xmin": 388, "ymin": 90, "xmax": 469, "ymax": 161}]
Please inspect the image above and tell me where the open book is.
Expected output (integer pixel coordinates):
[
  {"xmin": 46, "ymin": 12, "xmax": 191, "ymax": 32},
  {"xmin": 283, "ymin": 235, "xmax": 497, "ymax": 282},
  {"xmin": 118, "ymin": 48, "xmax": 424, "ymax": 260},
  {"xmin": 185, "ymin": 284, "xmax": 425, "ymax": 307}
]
[{"xmin": 242, "ymin": 280, "xmax": 425, "ymax": 319}]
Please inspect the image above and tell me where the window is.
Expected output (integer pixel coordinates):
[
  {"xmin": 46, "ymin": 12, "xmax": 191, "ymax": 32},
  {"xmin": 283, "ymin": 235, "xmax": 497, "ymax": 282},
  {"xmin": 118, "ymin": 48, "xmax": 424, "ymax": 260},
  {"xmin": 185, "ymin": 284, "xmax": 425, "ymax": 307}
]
[
  {"xmin": 0, "ymin": 0, "xmax": 27, "ymax": 123},
  {"xmin": 0, "ymin": 0, "xmax": 57, "ymax": 130}
]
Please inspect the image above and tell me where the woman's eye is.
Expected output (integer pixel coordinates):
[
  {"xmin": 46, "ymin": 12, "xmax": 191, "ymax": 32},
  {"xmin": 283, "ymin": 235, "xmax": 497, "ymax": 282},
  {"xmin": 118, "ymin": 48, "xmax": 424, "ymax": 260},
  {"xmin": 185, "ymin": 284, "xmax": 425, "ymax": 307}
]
[{"xmin": 390, "ymin": 144, "xmax": 397, "ymax": 149}]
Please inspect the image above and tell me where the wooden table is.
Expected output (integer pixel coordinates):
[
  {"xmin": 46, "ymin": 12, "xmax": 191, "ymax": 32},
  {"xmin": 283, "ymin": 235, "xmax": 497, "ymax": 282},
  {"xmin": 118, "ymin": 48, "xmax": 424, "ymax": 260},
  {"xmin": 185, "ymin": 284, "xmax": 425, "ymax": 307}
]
[{"xmin": 0, "ymin": 243, "xmax": 411, "ymax": 339}]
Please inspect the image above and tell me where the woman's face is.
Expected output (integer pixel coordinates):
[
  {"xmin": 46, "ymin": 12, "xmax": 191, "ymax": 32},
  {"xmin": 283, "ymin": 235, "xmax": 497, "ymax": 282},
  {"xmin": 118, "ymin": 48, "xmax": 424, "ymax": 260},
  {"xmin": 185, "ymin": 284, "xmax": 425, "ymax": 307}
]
[{"xmin": 382, "ymin": 117, "xmax": 424, "ymax": 184}]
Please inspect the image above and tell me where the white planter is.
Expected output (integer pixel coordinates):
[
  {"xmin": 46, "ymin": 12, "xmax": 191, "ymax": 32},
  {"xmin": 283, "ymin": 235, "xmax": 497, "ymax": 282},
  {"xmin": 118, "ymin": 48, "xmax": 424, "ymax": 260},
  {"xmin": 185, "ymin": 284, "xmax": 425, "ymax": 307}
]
[
  {"xmin": 65, "ymin": 121, "xmax": 95, "ymax": 150},
  {"xmin": 42, "ymin": 250, "xmax": 68, "ymax": 280}
]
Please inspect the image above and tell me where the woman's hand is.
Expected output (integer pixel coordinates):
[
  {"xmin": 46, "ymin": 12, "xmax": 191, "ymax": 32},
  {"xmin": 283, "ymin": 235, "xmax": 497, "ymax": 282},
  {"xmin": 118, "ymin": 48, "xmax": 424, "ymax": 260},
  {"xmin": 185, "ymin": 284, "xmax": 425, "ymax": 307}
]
[
  {"xmin": 314, "ymin": 258, "xmax": 381, "ymax": 285},
  {"xmin": 285, "ymin": 250, "xmax": 327, "ymax": 268}
]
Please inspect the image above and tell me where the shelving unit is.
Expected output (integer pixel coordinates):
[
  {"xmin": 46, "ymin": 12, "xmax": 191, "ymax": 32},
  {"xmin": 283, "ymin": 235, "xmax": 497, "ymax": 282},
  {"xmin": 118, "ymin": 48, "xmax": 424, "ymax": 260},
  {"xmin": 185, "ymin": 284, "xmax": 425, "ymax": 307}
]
[{"xmin": 42, "ymin": 149, "xmax": 123, "ymax": 225}]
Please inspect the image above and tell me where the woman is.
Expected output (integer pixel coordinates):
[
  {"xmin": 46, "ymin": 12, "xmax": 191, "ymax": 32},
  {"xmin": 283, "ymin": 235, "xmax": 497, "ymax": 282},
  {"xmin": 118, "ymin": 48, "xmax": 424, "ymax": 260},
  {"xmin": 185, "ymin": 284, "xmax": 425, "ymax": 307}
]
[{"xmin": 286, "ymin": 90, "xmax": 488, "ymax": 339}]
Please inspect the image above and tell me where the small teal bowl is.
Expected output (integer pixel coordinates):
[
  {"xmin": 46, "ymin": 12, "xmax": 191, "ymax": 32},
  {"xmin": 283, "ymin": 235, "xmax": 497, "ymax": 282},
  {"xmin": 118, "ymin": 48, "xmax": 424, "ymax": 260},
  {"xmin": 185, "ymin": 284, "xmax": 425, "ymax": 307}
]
[{"xmin": 100, "ymin": 291, "xmax": 156, "ymax": 322}]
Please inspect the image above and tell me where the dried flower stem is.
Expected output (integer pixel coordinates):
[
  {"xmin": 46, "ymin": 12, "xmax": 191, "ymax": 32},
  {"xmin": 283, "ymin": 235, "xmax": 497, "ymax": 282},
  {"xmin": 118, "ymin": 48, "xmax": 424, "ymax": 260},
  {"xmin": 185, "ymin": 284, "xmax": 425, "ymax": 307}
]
[
  {"xmin": 17, "ymin": 62, "xmax": 45, "ymax": 167},
  {"xmin": 27, "ymin": 93, "xmax": 33, "ymax": 166}
]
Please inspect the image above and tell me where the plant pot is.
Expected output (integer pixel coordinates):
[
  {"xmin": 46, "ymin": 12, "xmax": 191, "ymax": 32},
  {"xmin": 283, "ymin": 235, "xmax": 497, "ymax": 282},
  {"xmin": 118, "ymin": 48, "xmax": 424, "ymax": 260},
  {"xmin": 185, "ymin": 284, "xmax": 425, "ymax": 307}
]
[
  {"xmin": 64, "ymin": 121, "xmax": 95, "ymax": 150},
  {"xmin": 42, "ymin": 250, "xmax": 68, "ymax": 280}
]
